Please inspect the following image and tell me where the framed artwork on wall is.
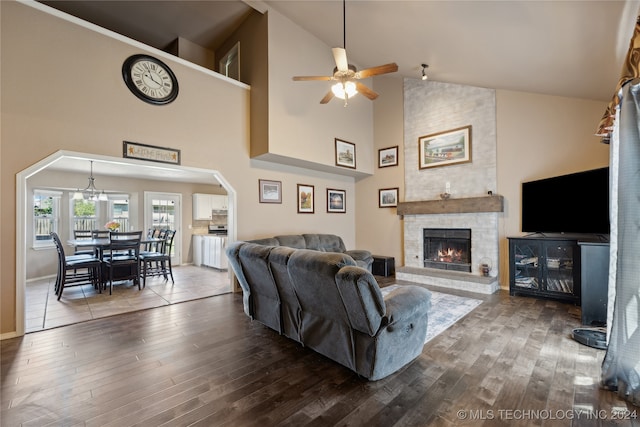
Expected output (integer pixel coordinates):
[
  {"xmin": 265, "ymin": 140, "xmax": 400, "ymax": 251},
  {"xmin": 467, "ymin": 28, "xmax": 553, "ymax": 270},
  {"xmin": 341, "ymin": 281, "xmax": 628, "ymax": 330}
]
[
  {"xmin": 327, "ymin": 188, "xmax": 346, "ymax": 213},
  {"xmin": 378, "ymin": 146, "xmax": 398, "ymax": 168},
  {"xmin": 335, "ymin": 138, "xmax": 356, "ymax": 169},
  {"xmin": 379, "ymin": 188, "xmax": 399, "ymax": 208},
  {"xmin": 297, "ymin": 184, "xmax": 315, "ymax": 213},
  {"xmin": 258, "ymin": 179, "xmax": 282, "ymax": 203},
  {"xmin": 418, "ymin": 125, "xmax": 472, "ymax": 169}
]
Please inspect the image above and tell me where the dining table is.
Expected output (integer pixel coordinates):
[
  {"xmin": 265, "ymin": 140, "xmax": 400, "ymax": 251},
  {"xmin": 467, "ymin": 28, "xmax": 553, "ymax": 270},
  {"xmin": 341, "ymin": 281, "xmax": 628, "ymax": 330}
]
[
  {"xmin": 67, "ymin": 235, "xmax": 168, "ymax": 287},
  {"xmin": 67, "ymin": 236, "xmax": 167, "ymax": 255}
]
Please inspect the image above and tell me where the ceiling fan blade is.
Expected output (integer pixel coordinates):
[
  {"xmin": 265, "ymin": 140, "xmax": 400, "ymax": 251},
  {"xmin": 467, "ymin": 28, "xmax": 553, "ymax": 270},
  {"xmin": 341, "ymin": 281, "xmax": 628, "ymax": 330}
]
[
  {"xmin": 355, "ymin": 63, "xmax": 398, "ymax": 79},
  {"xmin": 355, "ymin": 81, "xmax": 378, "ymax": 100},
  {"xmin": 292, "ymin": 76, "xmax": 333, "ymax": 81},
  {"xmin": 332, "ymin": 47, "xmax": 349, "ymax": 72},
  {"xmin": 320, "ymin": 90, "xmax": 335, "ymax": 104}
]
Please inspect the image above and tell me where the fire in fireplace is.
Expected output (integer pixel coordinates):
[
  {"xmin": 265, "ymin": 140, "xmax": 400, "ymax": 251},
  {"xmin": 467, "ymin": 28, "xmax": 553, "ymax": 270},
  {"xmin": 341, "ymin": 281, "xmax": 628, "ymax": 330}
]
[{"xmin": 424, "ymin": 228, "xmax": 471, "ymax": 272}]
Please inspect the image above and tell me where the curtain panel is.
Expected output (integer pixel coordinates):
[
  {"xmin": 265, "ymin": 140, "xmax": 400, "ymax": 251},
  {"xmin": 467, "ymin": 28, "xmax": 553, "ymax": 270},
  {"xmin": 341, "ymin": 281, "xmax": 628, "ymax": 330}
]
[{"xmin": 600, "ymin": 82, "xmax": 640, "ymax": 406}]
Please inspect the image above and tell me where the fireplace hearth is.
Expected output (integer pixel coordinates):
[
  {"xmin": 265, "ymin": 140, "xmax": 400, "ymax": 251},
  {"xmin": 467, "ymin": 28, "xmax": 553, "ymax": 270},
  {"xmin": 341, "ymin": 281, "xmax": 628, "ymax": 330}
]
[{"xmin": 424, "ymin": 228, "xmax": 471, "ymax": 272}]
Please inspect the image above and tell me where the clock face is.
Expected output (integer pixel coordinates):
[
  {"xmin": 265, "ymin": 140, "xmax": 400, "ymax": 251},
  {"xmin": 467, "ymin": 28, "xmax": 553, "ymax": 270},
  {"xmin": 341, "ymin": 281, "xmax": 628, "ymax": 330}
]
[{"xmin": 122, "ymin": 55, "xmax": 179, "ymax": 105}]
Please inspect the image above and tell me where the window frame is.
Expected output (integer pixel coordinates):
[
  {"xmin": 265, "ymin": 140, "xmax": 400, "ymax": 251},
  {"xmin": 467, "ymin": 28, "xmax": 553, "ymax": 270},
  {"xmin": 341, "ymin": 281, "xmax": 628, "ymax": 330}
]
[
  {"xmin": 32, "ymin": 189, "xmax": 62, "ymax": 249},
  {"xmin": 69, "ymin": 196, "xmax": 99, "ymax": 236}
]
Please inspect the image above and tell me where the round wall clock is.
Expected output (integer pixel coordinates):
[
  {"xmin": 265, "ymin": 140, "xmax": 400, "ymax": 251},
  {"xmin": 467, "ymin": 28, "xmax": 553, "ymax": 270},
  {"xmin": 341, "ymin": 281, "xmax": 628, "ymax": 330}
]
[{"xmin": 122, "ymin": 54, "xmax": 179, "ymax": 105}]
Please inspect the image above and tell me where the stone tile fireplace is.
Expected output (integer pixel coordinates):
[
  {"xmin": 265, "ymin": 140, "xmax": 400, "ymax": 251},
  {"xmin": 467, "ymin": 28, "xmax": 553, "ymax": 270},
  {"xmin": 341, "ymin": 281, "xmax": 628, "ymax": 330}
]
[{"xmin": 399, "ymin": 78, "xmax": 500, "ymax": 294}]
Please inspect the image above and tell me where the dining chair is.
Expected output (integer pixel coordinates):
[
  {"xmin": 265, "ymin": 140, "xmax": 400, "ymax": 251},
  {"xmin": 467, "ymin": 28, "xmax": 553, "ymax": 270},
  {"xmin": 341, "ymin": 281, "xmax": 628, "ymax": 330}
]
[
  {"xmin": 102, "ymin": 230, "xmax": 142, "ymax": 294},
  {"xmin": 72, "ymin": 229, "xmax": 95, "ymax": 256},
  {"xmin": 141, "ymin": 228, "xmax": 165, "ymax": 255},
  {"xmin": 51, "ymin": 232, "xmax": 102, "ymax": 300},
  {"xmin": 92, "ymin": 230, "xmax": 110, "ymax": 239},
  {"xmin": 140, "ymin": 229, "xmax": 176, "ymax": 288}
]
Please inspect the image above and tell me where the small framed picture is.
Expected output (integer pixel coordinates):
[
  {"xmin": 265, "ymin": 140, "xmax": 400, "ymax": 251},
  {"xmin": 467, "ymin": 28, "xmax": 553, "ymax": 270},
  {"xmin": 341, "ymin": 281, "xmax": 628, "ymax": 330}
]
[
  {"xmin": 379, "ymin": 188, "xmax": 399, "ymax": 208},
  {"xmin": 258, "ymin": 179, "xmax": 282, "ymax": 203},
  {"xmin": 327, "ymin": 188, "xmax": 346, "ymax": 213},
  {"xmin": 297, "ymin": 184, "xmax": 315, "ymax": 213},
  {"xmin": 418, "ymin": 125, "xmax": 472, "ymax": 169},
  {"xmin": 335, "ymin": 138, "xmax": 356, "ymax": 169},
  {"xmin": 378, "ymin": 146, "xmax": 399, "ymax": 168}
]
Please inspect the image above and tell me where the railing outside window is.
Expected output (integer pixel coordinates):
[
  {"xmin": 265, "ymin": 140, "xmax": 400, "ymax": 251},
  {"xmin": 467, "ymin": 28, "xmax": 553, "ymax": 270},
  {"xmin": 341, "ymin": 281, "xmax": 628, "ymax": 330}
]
[{"xmin": 33, "ymin": 190, "xmax": 61, "ymax": 247}]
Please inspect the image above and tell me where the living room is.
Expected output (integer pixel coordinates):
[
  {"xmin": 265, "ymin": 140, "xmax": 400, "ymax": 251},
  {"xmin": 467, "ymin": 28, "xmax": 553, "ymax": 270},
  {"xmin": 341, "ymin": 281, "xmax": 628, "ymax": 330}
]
[
  {"xmin": 3, "ymin": 1, "xmax": 638, "ymax": 423},
  {"xmin": 1, "ymin": 0, "xmax": 612, "ymax": 338}
]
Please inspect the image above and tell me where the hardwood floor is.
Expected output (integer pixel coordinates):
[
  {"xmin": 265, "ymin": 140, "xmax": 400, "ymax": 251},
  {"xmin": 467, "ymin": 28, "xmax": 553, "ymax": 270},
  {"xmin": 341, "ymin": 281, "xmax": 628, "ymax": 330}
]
[{"xmin": 2, "ymin": 280, "xmax": 638, "ymax": 426}]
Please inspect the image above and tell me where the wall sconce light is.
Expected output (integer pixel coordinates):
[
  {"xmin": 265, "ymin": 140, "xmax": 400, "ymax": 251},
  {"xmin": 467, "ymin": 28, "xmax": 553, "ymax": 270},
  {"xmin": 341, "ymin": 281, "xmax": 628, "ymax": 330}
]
[{"xmin": 421, "ymin": 63, "xmax": 429, "ymax": 81}]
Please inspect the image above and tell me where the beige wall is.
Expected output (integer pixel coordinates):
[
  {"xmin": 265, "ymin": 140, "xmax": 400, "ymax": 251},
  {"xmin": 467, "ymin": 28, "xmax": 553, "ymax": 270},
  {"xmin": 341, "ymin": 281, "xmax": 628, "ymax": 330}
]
[
  {"xmin": 0, "ymin": 2, "xmax": 365, "ymax": 336},
  {"xmin": 496, "ymin": 90, "xmax": 610, "ymax": 286},
  {"xmin": 265, "ymin": 10, "xmax": 374, "ymax": 176},
  {"xmin": 356, "ymin": 76, "xmax": 405, "ymax": 262}
]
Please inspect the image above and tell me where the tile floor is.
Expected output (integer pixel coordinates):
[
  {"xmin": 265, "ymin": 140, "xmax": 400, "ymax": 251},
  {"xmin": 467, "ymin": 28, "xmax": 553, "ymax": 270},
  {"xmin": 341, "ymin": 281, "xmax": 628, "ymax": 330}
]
[{"xmin": 25, "ymin": 265, "xmax": 232, "ymax": 333}]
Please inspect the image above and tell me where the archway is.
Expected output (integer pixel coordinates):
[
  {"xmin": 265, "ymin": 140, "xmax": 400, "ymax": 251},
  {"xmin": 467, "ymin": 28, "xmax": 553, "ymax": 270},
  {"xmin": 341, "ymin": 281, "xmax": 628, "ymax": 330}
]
[{"xmin": 16, "ymin": 150, "xmax": 237, "ymax": 336}]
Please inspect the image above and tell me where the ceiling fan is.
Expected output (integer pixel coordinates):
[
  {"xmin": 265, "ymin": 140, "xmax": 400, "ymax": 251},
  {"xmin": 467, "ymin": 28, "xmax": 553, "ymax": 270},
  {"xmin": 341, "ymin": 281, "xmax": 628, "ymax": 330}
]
[{"xmin": 292, "ymin": 0, "xmax": 398, "ymax": 106}]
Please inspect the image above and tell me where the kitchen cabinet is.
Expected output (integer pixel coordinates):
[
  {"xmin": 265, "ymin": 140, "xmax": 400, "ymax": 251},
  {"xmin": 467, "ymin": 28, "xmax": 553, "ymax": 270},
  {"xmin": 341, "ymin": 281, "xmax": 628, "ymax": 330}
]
[
  {"xmin": 192, "ymin": 235, "xmax": 203, "ymax": 266},
  {"xmin": 193, "ymin": 194, "xmax": 228, "ymax": 220},
  {"xmin": 211, "ymin": 195, "xmax": 228, "ymax": 210},
  {"xmin": 196, "ymin": 235, "xmax": 228, "ymax": 270}
]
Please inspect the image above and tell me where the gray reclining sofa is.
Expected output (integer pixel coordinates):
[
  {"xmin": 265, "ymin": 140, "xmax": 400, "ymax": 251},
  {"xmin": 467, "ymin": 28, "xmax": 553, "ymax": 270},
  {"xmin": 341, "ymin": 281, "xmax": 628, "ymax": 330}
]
[
  {"xmin": 247, "ymin": 234, "xmax": 374, "ymax": 271},
  {"xmin": 225, "ymin": 237, "xmax": 431, "ymax": 380}
]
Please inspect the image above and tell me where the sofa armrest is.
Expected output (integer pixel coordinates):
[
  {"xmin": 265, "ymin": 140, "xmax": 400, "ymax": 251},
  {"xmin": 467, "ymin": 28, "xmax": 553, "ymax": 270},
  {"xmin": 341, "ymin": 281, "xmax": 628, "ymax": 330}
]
[
  {"xmin": 382, "ymin": 285, "xmax": 431, "ymax": 326},
  {"xmin": 335, "ymin": 266, "xmax": 385, "ymax": 336},
  {"xmin": 225, "ymin": 241, "xmax": 253, "ymax": 317},
  {"xmin": 345, "ymin": 249, "xmax": 373, "ymax": 271}
]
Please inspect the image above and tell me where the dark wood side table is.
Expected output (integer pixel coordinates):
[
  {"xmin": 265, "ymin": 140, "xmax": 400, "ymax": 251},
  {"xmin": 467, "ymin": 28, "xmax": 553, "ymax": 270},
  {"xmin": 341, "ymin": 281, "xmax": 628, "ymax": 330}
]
[{"xmin": 372, "ymin": 255, "xmax": 395, "ymax": 277}]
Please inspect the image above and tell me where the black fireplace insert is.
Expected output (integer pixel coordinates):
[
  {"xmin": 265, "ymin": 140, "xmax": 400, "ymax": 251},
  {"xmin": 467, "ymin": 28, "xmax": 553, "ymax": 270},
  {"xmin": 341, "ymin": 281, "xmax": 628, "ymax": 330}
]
[{"xmin": 423, "ymin": 228, "xmax": 471, "ymax": 272}]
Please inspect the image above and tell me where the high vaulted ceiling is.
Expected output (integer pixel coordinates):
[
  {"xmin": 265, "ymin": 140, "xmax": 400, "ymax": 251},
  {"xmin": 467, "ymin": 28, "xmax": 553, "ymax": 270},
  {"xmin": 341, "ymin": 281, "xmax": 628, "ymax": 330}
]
[{"xmin": 40, "ymin": 0, "xmax": 639, "ymax": 103}]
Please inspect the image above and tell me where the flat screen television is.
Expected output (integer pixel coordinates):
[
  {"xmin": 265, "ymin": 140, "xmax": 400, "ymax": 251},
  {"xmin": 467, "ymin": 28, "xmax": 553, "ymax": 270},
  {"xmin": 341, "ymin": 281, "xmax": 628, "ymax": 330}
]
[{"xmin": 521, "ymin": 167, "xmax": 609, "ymax": 235}]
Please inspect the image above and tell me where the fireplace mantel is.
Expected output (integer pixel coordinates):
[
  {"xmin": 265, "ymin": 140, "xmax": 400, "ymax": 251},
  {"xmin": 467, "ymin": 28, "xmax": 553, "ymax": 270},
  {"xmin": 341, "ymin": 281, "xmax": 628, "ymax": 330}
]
[{"xmin": 397, "ymin": 195, "xmax": 504, "ymax": 217}]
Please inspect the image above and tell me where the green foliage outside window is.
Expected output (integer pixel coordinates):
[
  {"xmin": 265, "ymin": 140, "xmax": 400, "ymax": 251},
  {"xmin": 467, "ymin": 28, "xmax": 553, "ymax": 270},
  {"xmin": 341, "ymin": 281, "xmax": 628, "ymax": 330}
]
[
  {"xmin": 34, "ymin": 196, "xmax": 53, "ymax": 216},
  {"xmin": 73, "ymin": 199, "xmax": 96, "ymax": 217}
]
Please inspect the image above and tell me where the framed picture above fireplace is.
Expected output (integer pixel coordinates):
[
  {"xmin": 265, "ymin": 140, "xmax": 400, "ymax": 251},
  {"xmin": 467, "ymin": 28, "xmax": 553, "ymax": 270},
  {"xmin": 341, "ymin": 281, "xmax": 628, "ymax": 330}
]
[{"xmin": 418, "ymin": 125, "xmax": 472, "ymax": 169}]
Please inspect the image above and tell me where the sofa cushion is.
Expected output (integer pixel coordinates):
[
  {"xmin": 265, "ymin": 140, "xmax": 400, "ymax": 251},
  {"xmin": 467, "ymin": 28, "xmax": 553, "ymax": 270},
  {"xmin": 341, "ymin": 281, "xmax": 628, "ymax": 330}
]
[
  {"xmin": 303, "ymin": 234, "xmax": 346, "ymax": 253},
  {"xmin": 275, "ymin": 235, "xmax": 307, "ymax": 249},
  {"xmin": 247, "ymin": 237, "xmax": 279, "ymax": 246}
]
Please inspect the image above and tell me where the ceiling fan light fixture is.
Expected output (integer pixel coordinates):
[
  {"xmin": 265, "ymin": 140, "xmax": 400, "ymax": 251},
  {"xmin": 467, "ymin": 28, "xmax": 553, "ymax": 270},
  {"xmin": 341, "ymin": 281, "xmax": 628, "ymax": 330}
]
[
  {"xmin": 331, "ymin": 80, "xmax": 357, "ymax": 99},
  {"xmin": 421, "ymin": 63, "xmax": 429, "ymax": 81}
]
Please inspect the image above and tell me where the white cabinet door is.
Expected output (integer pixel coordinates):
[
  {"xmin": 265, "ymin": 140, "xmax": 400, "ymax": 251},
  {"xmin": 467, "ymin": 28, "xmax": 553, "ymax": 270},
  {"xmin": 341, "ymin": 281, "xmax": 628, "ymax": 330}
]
[
  {"xmin": 202, "ymin": 236, "xmax": 213, "ymax": 267},
  {"xmin": 193, "ymin": 193, "xmax": 213, "ymax": 220},
  {"xmin": 211, "ymin": 195, "xmax": 228, "ymax": 210},
  {"xmin": 200, "ymin": 236, "xmax": 228, "ymax": 269},
  {"xmin": 216, "ymin": 237, "xmax": 228, "ymax": 269},
  {"xmin": 192, "ymin": 235, "xmax": 203, "ymax": 266}
]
